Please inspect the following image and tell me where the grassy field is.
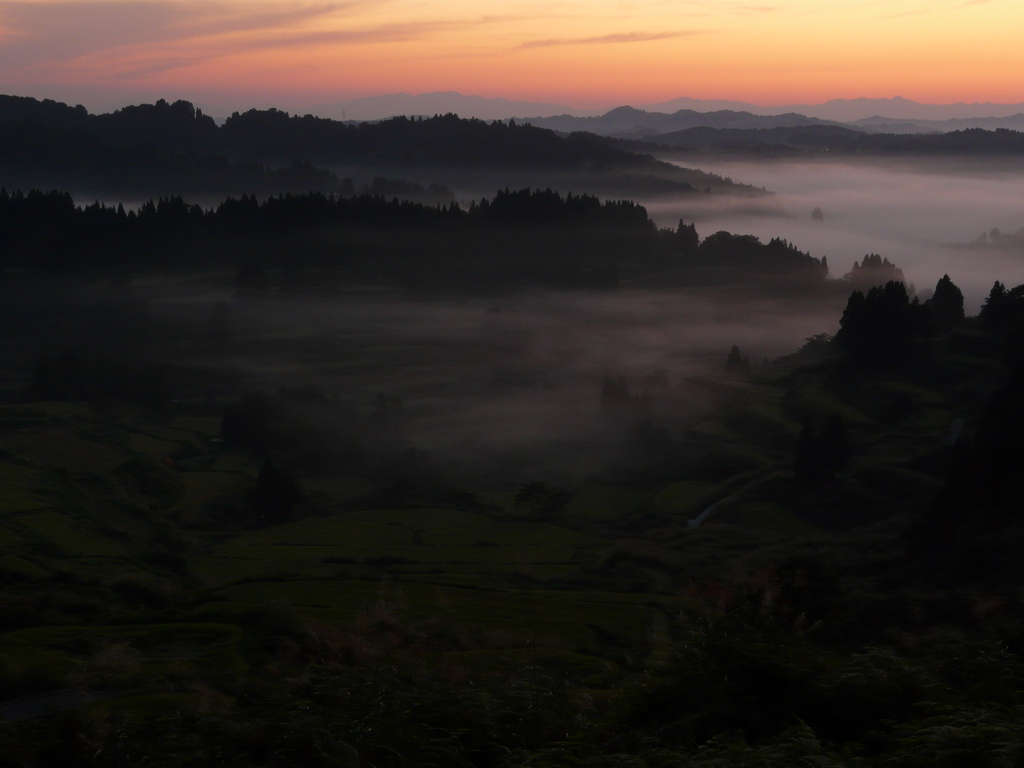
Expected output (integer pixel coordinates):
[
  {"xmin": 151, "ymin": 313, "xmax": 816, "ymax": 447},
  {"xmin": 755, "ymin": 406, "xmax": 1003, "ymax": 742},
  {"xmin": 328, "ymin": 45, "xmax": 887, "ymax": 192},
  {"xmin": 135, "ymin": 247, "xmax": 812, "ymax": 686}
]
[{"xmin": 0, "ymin": 331, "xmax": 986, "ymax": 716}]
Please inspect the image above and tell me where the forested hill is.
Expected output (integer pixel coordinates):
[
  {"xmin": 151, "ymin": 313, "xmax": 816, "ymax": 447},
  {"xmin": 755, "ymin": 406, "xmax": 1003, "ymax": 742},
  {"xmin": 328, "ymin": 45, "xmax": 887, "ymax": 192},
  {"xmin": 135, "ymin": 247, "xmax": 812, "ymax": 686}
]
[
  {"xmin": 648, "ymin": 123, "xmax": 1024, "ymax": 157},
  {"xmin": 0, "ymin": 95, "xmax": 755, "ymax": 198},
  {"xmin": 0, "ymin": 187, "xmax": 825, "ymax": 291},
  {"xmin": 0, "ymin": 95, "xmax": 648, "ymax": 168}
]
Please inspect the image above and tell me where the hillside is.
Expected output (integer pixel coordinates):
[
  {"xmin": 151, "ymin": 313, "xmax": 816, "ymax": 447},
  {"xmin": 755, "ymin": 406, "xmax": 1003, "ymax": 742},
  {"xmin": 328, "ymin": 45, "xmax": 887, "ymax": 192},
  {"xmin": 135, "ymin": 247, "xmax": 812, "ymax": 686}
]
[
  {"xmin": 0, "ymin": 96, "xmax": 760, "ymax": 199},
  {"xmin": 3, "ymin": 267, "xmax": 1024, "ymax": 764},
  {"xmin": 646, "ymin": 124, "xmax": 1024, "ymax": 158}
]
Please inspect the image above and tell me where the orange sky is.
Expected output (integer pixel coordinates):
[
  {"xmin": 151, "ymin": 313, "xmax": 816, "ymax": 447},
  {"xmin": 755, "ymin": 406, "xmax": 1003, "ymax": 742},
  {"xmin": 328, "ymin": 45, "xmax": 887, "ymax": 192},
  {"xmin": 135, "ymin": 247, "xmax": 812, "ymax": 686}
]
[{"xmin": 0, "ymin": 0, "xmax": 1021, "ymax": 110}]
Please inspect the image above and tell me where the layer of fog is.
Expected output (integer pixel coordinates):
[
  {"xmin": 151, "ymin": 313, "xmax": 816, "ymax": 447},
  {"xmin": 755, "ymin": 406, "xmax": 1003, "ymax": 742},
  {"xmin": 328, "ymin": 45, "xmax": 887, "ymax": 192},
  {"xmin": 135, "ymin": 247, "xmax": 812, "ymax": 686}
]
[
  {"xmin": 651, "ymin": 159, "xmax": 1024, "ymax": 311},
  {"xmin": 156, "ymin": 287, "xmax": 838, "ymax": 487}
]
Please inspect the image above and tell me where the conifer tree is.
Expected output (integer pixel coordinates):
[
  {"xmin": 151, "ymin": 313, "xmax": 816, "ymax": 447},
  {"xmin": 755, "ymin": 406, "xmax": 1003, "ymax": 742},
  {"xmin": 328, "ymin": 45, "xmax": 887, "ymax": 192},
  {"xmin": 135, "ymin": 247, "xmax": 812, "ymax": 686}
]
[
  {"xmin": 676, "ymin": 220, "xmax": 699, "ymax": 254},
  {"xmin": 795, "ymin": 421, "xmax": 819, "ymax": 484},
  {"xmin": 928, "ymin": 274, "xmax": 965, "ymax": 324},
  {"xmin": 818, "ymin": 415, "xmax": 853, "ymax": 472}
]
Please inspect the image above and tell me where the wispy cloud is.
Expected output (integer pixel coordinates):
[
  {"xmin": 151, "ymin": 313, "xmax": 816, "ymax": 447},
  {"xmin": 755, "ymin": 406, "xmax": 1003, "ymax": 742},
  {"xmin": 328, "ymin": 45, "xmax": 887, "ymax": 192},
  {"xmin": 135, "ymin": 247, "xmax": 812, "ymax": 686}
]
[
  {"xmin": 516, "ymin": 30, "xmax": 705, "ymax": 50},
  {"xmin": 0, "ymin": 1, "xmax": 526, "ymax": 78},
  {"xmin": 0, "ymin": 1, "xmax": 366, "ymax": 69},
  {"xmin": 93, "ymin": 20, "xmax": 477, "ymax": 79}
]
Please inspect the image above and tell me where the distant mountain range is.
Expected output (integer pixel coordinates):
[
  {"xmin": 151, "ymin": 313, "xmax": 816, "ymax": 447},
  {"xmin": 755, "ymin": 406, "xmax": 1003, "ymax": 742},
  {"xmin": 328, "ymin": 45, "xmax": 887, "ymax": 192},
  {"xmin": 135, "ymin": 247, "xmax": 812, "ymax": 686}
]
[
  {"xmin": 642, "ymin": 124, "xmax": 1024, "ymax": 158},
  {"xmin": 524, "ymin": 108, "xmax": 1024, "ymax": 139},
  {"xmin": 851, "ymin": 114, "xmax": 1024, "ymax": 134},
  {"xmin": 517, "ymin": 107, "xmax": 847, "ymax": 138},
  {"xmin": 645, "ymin": 96, "xmax": 1024, "ymax": 123},
  {"xmin": 312, "ymin": 92, "xmax": 1024, "ymax": 135}
]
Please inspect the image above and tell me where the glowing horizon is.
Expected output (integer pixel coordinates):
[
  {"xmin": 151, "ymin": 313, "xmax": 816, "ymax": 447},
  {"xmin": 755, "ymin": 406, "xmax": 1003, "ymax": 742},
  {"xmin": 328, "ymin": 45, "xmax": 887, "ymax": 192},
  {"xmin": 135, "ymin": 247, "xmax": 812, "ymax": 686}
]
[{"xmin": 0, "ymin": 0, "xmax": 1021, "ymax": 112}]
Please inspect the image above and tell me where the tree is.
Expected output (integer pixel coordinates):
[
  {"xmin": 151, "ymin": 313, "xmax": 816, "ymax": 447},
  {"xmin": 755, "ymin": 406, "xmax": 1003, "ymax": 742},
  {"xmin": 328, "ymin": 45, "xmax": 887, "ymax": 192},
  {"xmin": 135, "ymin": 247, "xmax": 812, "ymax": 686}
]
[
  {"xmin": 817, "ymin": 415, "xmax": 852, "ymax": 473},
  {"xmin": 796, "ymin": 415, "xmax": 853, "ymax": 483},
  {"xmin": 676, "ymin": 220, "xmax": 699, "ymax": 254},
  {"xmin": 927, "ymin": 274, "xmax": 964, "ymax": 324},
  {"xmin": 253, "ymin": 461, "xmax": 304, "ymax": 521},
  {"xmin": 844, "ymin": 254, "xmax": 905, "ymax": 291},
  {"xmin": 835, "ymin": 281, "xmax": 920, "ymax": 363},
  {"xmin": 795, "ymin": 420, "xmax": 819, "ymax": 484},
  {"xmin": 725, "ymin": 345, "xmax": 750, "ymax": 374},
  {"xmin": 979, "ymin": 281, "xmax": 1007, "ymax": 327},
  {"xmin": 513, "ymin": 482, "xmax": 569, "ymax": 517}
]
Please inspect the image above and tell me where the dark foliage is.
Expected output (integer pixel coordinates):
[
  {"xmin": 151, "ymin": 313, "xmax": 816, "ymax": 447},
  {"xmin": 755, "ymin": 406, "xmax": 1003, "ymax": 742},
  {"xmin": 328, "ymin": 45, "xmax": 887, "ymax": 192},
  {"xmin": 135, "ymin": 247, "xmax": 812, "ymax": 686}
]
[
  {"xmin": 676, "ymin": 219, "xmax": 699, "ymax": 254},
  {"xmin": 24, "ymin": 350, "xmax": 168, "ymax": 410},
  {"xmin": 513, "ymin": 481, "xmax": 570, "ymax": 517},
  {"xmin": 220, "ymin": 392, "xmax": 361, "ymax": 474},
  {"xmin": 696, "ymin": 232, "xmax": 828, "ymax": 280},
  {"xmin": 0, "ymin": 95, "xmax": 689, "ymax": 198},
  {"xmin": 844, "ymin": 253, "xmax": 906, "ymax": 291},
  {"xmin": 978, "ymin": 280, "xmax": 1024, "ymax": 366},
  {"xmin": 253, "ymin": 461, "xmax": 304, "ymax": 522},
  {"xmin": 0, "ymin": 186, "xmax": 830, "ymax": 292},
  {"xmin": 927, "ymin": 274, "xmax": 966, "ymax": 324},
  {"xmin": 915, "ymin": 369, "xmax": 1024, "ymax": 555},
  {"xmin": 220, "ymin": 109, "xmax": 661, "ymax": 170},
  {"xmin": 651, "ymin": 122, "xmax": 1024, "ymax": 157},
  {"xmin": 795, "ymin": 415, "xmax": 853, "ymax": 484},
  {"xmin": 725, "ymin": 345, "xmax": 751, "ymax": 374},
  {"xmin": 835, "ymin": 281, "xmax": 927, "ymax": 363},
  {"xmin": 817, "ymin": 414, "xmax": 853, "ymax": 473},
  {"xmin": 795, "ymin": 420, "xmax": 819, "ymax": 484}
]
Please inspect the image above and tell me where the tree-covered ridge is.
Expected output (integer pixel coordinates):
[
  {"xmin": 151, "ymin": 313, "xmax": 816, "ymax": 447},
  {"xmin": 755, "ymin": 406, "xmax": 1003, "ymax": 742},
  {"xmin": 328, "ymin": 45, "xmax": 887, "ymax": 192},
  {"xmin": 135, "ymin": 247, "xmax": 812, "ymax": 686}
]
[
  {"xmin": 0, "ymin": 187, "xmax": 827, "ymax": 290},
  {"xmin": 0, "ymin": 187, "xmax": 651, "ymax": 264},
  {"xmin": 0, "ymin": 95, "xmax": 674, "ymax": 169},
  {"xmin": 649, "ymin": 123, "xmax": 1024, "ymax": 156},
  {"xmin": 0, "ymin": 96, "xmax": 625, "ymax": 166},
  {"xmin": 0, "ymin": 95, "xmax": 755, "ymax": 199}
]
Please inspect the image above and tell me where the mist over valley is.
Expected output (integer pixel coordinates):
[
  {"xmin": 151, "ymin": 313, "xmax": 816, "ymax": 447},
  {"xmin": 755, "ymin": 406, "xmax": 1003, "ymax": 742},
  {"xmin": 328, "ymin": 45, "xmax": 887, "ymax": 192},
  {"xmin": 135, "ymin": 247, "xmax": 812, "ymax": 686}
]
[
  {"xmin": 6, "ymin": 89, "xmax": 1024, "ymax": 766},
  {"xmin": 646, "ymin": 158, "xmax": 1024, "ymax": 309}
]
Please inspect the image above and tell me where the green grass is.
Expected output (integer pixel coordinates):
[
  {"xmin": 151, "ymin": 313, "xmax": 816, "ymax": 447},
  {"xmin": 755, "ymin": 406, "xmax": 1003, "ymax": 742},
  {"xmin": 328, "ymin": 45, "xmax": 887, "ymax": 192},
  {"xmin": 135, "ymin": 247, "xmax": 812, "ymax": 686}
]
[
  {"xmin": 342, "ymin": 508, "xmax": 599, "ymax": 546},
  {"xmin": 0, "ymin": 462, "xmax": 43, "ymax": 514},
  {"xmin": 653, "ymin": 481, "xmax": 714, "ymax": 515},
  {"xmin": 216, "ymin": 579, "xmax": 652, "ymax": 649},
  {"xmin": 211, "ymin": 544, "xmax": 578, "ymax": 564},
  {"xmin": 167, "ymin": 415, "xmax": 223, "ymax": 437},
  {"xmin": 174, "ymin": 471, "xmax": 247, "ymax": 510},
  {"xmin": 0, "ymin": 426, "xmax": 128, "ymax": 477},
  {"xmin": 231, "ymin": 516, "xmax": 416, "ymax": 547},
  {"xmin": 565, "ymin": 486, "xmax": 649, "ymax": 520},
  {"xmin": 716, "ymin": 501, "xmax": 822, "ymax": 536},
  {"xmin": 0, "ymin": 623, "xmax": 247, "ymax": 688},
  {"xmin": 0, "ymin": 554, "xmax": 48, "ymax": 579},
  {"xmin": 191, "ymin": 557, "xmax": 338, "ymax": 585},
  {"xmin": 197, "ymin": 510, "xmax": 589, "ymax": 587},
  {"xmin": 786, "ymin": 384, "xmax": 871, "ymax": 425},
  {"xmin": 127, "ymin": 432, "xmax": 180, "ymax": 459},
  {"xmin": 16, "ymin": 511, "xmax": 129, "ymax": 558},
  {"xmin": 0, "ymin": 526, "xmax": 25, "ymax": 551}
]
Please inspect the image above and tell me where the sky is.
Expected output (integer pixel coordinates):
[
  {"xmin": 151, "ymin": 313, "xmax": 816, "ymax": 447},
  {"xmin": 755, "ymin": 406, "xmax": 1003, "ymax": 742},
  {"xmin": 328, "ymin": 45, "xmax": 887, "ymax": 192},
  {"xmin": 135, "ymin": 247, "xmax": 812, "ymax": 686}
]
[{"xmin": 0, "ymin": 0, "xmax": 1021, "ymax": 113}]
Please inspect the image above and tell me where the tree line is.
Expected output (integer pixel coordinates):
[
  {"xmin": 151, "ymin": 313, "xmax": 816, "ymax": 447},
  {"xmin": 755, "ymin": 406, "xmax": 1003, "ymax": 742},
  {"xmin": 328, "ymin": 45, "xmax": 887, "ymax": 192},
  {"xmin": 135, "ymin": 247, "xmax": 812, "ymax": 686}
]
[{"xmin": 0, "ymin": 187, "xmax": 829, "ymax": 291}]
